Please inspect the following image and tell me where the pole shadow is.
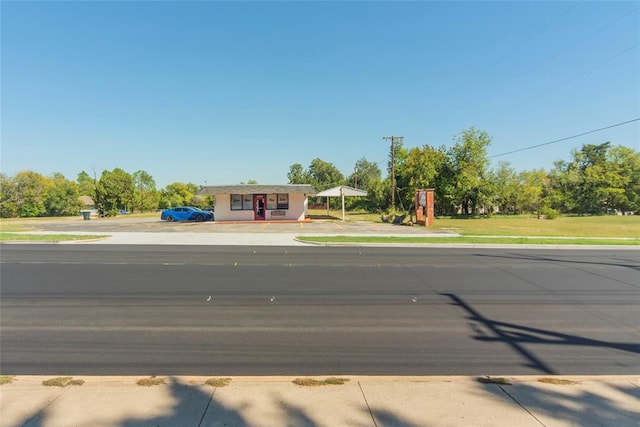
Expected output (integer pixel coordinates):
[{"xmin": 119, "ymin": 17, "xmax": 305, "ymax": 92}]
[{"xmin": 441, "ymin": 293, "xmax": 640, "ymax": 374}]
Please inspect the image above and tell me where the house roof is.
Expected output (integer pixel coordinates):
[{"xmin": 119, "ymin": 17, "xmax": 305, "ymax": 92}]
[
  {"xmin": 316, "ymin": 186, "xmax": 368, "ymax": 197},
  {"xmin": 197, "ymin": 184, "xmax": 317, "ymax": 196},
  {"xmin": 78, "ymin": 196, "xmax": 95, "ymax": 205}
]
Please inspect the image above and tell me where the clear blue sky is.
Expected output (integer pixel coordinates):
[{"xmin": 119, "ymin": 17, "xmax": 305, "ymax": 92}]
[{"xmin": 2, "ymin": 1, "xmax": 639, "ymax": 188}]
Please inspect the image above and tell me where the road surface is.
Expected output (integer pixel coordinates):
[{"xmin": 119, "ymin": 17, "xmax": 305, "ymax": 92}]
[{"xmin": 1, "ymin": 245, "xmax": 638, "ymax": 375}]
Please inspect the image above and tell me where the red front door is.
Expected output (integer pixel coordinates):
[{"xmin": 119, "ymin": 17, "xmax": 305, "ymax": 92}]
[{"xmin": 254, "ymin": 195, "xmax": 266, "ymax": 220}]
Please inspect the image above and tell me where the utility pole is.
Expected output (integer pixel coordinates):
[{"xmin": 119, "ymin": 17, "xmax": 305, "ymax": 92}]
[{"xmin": 383, "ymin": 136, "xmax": 403, "ymax": 208}]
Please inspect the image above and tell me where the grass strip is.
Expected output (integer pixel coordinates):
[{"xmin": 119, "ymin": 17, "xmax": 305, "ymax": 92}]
[
  {"xmin": 136, "ymin": 377, "xmax": 166, "ymax": 386},
  {"xmin": 297, "ymin": 236, "xmax": 639, "ymax": 246},
  {"xmin": 204, "ymin": 377, "xmax": 232, "ymax": 387},
  {"xmin": 0, "ymin": 232, "xmax": 108, "ymax": 242},
  {"xmin": 293, "ymin": 377, "xmax": 350, "ymax": 386},
  {"xmin": 537, "ymin": 378, "xmax": 580, "ymax": 385},
  {"xmin": 42, "ymin": 377, "xmax": 84, "ymax": 387},
  {"xmin": 0, "ymin": 376, "xmax": 15, "ymax": 385}
]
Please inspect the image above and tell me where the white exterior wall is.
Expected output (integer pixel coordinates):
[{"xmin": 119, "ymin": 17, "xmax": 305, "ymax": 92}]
[{"xmin": 214, "ymin": 193, "xmax": 308, "ymax": 221}]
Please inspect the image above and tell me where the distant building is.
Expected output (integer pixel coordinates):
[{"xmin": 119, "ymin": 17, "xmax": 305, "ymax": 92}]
[
  {"xmin": 78, "ymin": 196, "xmax": 98, "ymax": 218},
  {"xmin": 197, "ymin": 184, "xmax": 317, "ymax": 221}
]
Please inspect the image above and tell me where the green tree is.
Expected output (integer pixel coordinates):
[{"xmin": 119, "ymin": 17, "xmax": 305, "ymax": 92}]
[
  {"xmin": 608, "ymin": 145, "xmax": 640, "ymax": 212},
  {"xmin": 549, "ymin": 142, "xmax": 637, "ymax": 214},
  {"xmin": 306, "ymin": 158, "xmax": 345, "ymax": 191},
  {"xmin": 448, "ymin": 128, "xmax": 491, "ymax": 215},
  {"xmin": 160, "ymin": 182, "xmax": 201, "ymax": 208},
  {"xmin": 94, "ymin": 168, "xmax": 134, "ymax": 216},
  {"xmin": 515, "ymin": 169, "xmax": 548, "ymax": 214},
  {"xmin": 287, "ymin": 163, "xmax": 308, "ymax": 184},
  {"xmin": 76, "ymin": 171, "xmax": 96, "ymax": 197},
  {"xmin": 132, "ymin": 170, "xmax": 159, "ymax": 212},
  {"xmin": 487, "ymin": 162, "xmax": 518, "ymax": 214},
  {"xmin": 395, "ymin": 145, "xmax": 448, "ymax": 214},
  {"xmin": 345, "ymin": 158, "xmax": 382, "ymax": 211},
  {"xmin": 0, "ymin": 173, "xmax": 19, "ymax": 218},
  {"xmin": 13, "ymin": 171, "xmax": 50, "ymax": 217},
  {"xmin": 44, "ymin": 173, "xmax": 83, "ymax": 216}
]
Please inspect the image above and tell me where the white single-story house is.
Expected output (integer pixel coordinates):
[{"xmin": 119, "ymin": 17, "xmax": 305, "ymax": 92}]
[{"xmin": 197, "ymin": 184, "xmax": 317, "ymax": 221}]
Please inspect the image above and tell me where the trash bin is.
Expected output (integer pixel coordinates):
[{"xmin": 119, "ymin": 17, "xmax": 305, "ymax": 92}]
[{"xmin": 81, "ymin": 211, "xmax": 91, "ymax": 220}]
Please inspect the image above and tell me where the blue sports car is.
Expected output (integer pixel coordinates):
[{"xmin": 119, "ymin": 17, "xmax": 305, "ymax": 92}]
[{"xmin": 161, "ymin": 206, "xmax": 214, "ymax": 222}]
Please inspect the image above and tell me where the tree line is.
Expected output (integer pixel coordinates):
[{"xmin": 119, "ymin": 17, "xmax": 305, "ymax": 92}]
[
  {"xmin": 289, "ymin": 128, "xmax": 639, "ymax": 217},
  {"xmin": 1, "ymin": 127, "xmax": 638, "ymax": 218},
  {"xmin": 0, "ymin": 168, "xmax": 212, "ymax": 218}
]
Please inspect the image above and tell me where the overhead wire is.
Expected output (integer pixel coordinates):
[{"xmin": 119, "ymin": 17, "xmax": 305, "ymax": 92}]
[
  {"xmin": 480, "ymin": 42, "xmax": 640, "ymax": 125},
  {"xmin": 462, "ymin": 0, "xmax": 583, "ymax": 87},
  {"xmin": 447, "ymin": 5, "xmax": 639, "ymax": 120},
  {"xmin": 488, "ymin": 118, "xmax": 640, "ymax": 159}
]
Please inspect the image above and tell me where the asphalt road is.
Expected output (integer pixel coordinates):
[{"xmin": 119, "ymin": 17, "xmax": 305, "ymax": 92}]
[{"xmin": 1, "ymin": 245, "xmax": 638, "ymax": 376}]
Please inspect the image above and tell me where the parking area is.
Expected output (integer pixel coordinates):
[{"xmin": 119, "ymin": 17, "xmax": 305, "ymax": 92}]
[{"xmin": 16, "ymin": 215, "xmax": 447, "ymax": 235}]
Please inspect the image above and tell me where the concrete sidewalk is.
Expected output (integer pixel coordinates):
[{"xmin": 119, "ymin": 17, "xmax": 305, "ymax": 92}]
[
  {"xmin": 1, "ymin": 376, "xmax": 638, "ymax": 427},
  {"xmin": 10, "ymin": 231, "xmax": 638, "ymax": 249}
]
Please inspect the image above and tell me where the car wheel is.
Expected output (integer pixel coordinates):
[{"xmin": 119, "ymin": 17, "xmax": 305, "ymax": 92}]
[
  {"xmin": 167, "ymin": 215, "xmax": 175, "ymax": 222},
  {"xmin": 195, "ymin": 214, "xmax": 204, "ymax": 222}
]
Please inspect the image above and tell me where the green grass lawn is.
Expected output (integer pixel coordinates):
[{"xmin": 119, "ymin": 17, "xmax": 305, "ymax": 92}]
[
  {"xmin": 307, "ymin": 209, "xmax": 640, "ymax": 238},
  {"xmin": 0, "ymin": 233, "xmax": 108, "ymax": 242},
  {"xmin": 432, "ymin": 215, "xmax": 640, "ymax": 238},
  {"xmin": 296, "ymin": 235, "xmax": 639, "ymax": 246}
]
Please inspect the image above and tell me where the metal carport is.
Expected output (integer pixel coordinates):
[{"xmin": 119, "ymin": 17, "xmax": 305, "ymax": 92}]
[{"xmin": 315, "ymin": 186, "xmax": 368, "ymax": 221}]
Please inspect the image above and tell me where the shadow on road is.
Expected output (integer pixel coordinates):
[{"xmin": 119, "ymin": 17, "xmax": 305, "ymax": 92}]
[
  {"xmin": 441, "ymin": 293, "xmax": 640, "ymax": 374},
  {"xmin": 473, "ymin": 251, "xmax": 640, "ymax": 273}
]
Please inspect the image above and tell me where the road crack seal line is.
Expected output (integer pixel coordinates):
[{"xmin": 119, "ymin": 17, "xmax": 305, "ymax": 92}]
[
  {"xmin": 497, "ymin": 384, "xmax": 546, "ymax": 427},
  {"xmin": 197, "ymin": 387, "xmax": 216, "ymax": 427},
  {"xmin": 20, "ymin": 385, "xmax": 70, "ymax": 427},
  {"xmin": 358, "ymin": 381, "xmax": 378, "ymax": 427}
]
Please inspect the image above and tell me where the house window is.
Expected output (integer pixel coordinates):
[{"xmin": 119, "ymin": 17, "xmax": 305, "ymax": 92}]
[
  {"xmin": 231, "ymin": 194, "xmax": 242, "ymax": 210},
  {"xmin": 267, "ymin": 194, "xmax": 277, "ymax": 210},
  {"xmin": 242, "ymin": 194, "xmax": 253, "ymax": 210},
  {"xmin": 277, "ymin": 194, "xmax": 289, "ymax": 209}
]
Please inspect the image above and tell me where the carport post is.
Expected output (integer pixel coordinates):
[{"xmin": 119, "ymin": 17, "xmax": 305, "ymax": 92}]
[{"xmin": 341, "ymin": 188, "xmax": 346, "ymax": 221}]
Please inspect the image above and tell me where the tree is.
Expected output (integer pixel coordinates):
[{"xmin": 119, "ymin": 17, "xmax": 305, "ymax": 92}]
[
  {"xmin": 487, "ymin": 162, "xmax": 518, "ymax": 214},
  {"xmin": 12, "ymin": 170, "xmax": 50, "ymax": 217},
  {"xmin": 306, "ymin": 158, "xmax": 345, "ymax": 191},
  {"xmin": 346, "ymin": 158, "xmax": 382, "ymax": 211},
  {"xmin": 132, "ymin": 170, "xmax": 159, "ymax": 213},
  {"xmin": 549, "ymin": 142, "xmax": 637, "ymax": 214},
  {"xmin": 395, "ymin": 145, "xmax": 448, "ymax": 214},
  {"xmin": 608, "ymin": 145, "xmax": 640, "ymax": 213},
  {"xmin": 76, "ymin": 171, "xmax": 96, "ymax": 197},
  {"xmin": 94, "ymin": 168, "xmax": 134, "ymax": 216},
  {"xmin": 287, "ymin": 163, "xmax": 308, "ymax": 184},
  {"xmin": 160, "ymin": 182, "xmax": 201, "ymax": 208},
  {"xmin": 0, "ymin": 173, "xmax": 18, "ymax": 218},
  {"xmin": 448, "ymin": 128, "xmax": 491, "ymax": 215},
  {"xmin": 44, "ymin": 173, "xmax": 83, "ymax": 216},
  {"xmin": 515, "ymin": 169, "xmax": 548, "ymax": 214}
]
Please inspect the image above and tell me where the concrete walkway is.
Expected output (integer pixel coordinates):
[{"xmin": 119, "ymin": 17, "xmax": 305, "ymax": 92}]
[
  {"xmin": 1, "ymin": 375, "xmax": 638, "ymax": 427},
  {"xmin": 8, "ymin": 230, "xmax": 637, "ymax": 250}
]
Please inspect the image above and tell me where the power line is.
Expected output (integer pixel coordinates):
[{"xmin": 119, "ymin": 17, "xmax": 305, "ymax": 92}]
[
  {"xmin": 488, "ymin": 118, "xmax": 640, "ymax": 158},
  {"xmin": 446, "ymin": 5, "xmax": 639, "ymax": 121},
  {"xmin": 464, "ymin": 1, "xmax": 583, "ymax": 87},
  {"xmin": 481, "ymin": 42, "xmax": 640, "ymax": 125}
]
